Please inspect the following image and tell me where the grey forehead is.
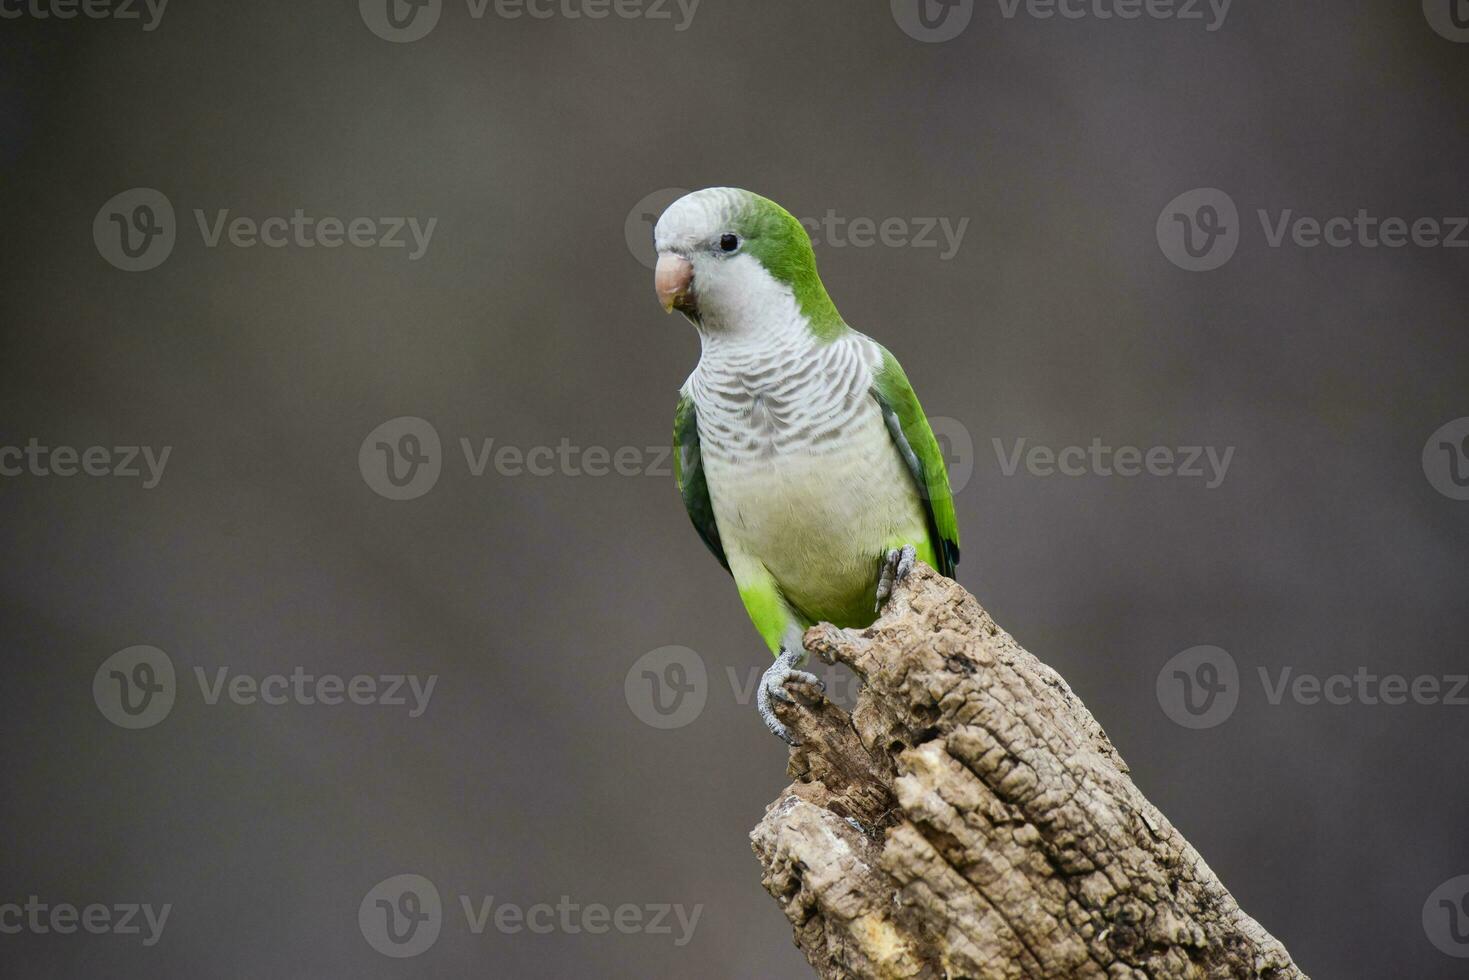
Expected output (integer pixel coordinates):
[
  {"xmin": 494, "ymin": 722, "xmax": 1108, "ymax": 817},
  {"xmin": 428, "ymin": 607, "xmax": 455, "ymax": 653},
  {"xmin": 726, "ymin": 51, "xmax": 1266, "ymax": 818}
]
[{"xmin": 654, "ymin": 188, "xmax": 748, "ymax": 251}]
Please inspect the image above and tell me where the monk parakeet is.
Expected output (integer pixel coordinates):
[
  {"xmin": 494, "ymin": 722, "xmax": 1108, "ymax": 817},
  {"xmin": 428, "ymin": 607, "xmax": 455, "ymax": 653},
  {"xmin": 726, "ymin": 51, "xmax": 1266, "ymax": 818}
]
[{"xmin": 653, "ymin": 187, "xmax": 961, "ymax": 745}]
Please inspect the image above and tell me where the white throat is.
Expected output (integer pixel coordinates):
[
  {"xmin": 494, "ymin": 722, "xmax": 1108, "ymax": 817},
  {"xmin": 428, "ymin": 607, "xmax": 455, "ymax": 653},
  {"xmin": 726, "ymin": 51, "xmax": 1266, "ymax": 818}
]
[{"xmin": 689, "ymin": 253, "xmax": 814, "ymax": 363}]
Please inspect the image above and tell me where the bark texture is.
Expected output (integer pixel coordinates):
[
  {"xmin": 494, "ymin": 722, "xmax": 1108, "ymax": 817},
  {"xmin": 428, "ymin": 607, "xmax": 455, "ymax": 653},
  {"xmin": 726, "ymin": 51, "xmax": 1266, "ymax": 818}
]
[{"xmin": 750, "ymin": 564, "xmax": 1306, "ymax": 980}]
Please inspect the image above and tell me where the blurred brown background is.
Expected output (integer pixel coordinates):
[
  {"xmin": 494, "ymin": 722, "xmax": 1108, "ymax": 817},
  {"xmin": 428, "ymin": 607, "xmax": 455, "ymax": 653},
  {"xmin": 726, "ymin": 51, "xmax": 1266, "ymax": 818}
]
[{"xmin": 2, "ymin": 1, "xmax": 1468, "ymax": 976}]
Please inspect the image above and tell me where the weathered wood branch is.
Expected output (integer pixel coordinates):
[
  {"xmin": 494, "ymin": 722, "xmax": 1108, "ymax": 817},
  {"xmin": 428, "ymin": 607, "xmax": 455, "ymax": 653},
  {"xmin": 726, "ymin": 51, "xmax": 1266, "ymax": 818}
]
[{"xmin": 750, "ymin": 564, "xmax": 1306, "ymax": 980}]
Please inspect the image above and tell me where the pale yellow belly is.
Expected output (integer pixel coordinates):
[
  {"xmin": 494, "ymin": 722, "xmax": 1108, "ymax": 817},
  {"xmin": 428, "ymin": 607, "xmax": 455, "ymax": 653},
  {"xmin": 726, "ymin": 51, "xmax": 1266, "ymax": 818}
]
[{"xmin": 705, "ymin": 413, "xmax": 929, "ymax": 625}]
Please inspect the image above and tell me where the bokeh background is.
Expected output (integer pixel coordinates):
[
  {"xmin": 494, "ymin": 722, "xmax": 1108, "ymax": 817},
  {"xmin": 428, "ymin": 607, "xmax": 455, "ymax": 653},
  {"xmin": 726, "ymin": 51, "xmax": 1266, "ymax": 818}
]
[{"xmin": 2, "ymin": 1, "xmax": 1468, "ymax": 976}]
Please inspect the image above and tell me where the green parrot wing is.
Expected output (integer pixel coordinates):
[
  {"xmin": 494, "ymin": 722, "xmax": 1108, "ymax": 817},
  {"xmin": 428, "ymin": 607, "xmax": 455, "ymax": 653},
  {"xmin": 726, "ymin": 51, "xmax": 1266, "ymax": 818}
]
[
  {"xmin": 871, "ymin": 347, "xmax": 961, "ymax": 578},
  {"xmin": 672, "ymin": 392, "xmax": 729, "ymax": 572}
]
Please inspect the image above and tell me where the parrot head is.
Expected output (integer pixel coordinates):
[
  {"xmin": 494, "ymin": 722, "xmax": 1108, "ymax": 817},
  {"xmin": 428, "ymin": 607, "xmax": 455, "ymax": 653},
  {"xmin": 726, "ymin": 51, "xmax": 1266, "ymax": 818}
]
[{"xmin": 652, "ymin": 187, "xmax": 842, "ymax": 337}]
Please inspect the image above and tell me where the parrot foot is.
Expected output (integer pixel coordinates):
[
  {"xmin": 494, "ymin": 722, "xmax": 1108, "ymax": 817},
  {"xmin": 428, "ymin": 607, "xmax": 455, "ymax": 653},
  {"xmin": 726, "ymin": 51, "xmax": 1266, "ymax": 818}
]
[
  {"xmin": 757, "ymin": 647, "xmax": 824, "ymax": 746},
  {"xmin": 875, "ymin": 544, "xmax": 917, "ymax": 610}
]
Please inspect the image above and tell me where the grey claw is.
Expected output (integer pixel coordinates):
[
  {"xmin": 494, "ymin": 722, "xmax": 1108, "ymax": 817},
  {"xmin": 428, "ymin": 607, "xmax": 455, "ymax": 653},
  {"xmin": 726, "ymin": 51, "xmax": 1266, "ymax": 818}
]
[
  {"xmin": 876, "ymin": 544, "xmax": 917, "ymax": 610},
  {"xmin": 757, "ymin": 679, "xmax": 799, "ymax": 745},
  {"xmin": 757, "ymin": 648, "xmax": 821, "ymax": 745},
  {"xmin": 895, "ymin": 544, "xmax": 915, "ymax": 582},
  {"xmin": 787, "ymin": 670, "xmax": 824, "ymax": 691}
]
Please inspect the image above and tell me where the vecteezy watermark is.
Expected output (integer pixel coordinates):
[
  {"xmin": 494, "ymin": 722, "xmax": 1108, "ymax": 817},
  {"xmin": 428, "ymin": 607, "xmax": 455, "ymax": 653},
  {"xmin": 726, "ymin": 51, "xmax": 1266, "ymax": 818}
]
[
  {"xmin": 624, "ymin": 646, "xmax": 867, "ymax": 730},
  {"xmin": 1157, "ymin": 645, "xmax": 1469, "ymax": 729},
  {"xmin": 799, "ymin": 212, "xmax": 969, "ymax": 261},
  {"xmin": 0, "ymin": 439, "xmax": 171, "ymax": 488},
  {"xmin": 624, "ymin": 188, "xmax": 970, "ymax": 269},
  {"xmin": 1156, "ymin": 646, "xmax": 1240, "ymax": 729},
  {"xmin": 359, "ymin": 0, "xmax": 700, "ymax": 43},
  {"xmin": 995, "ymin": 0, "xmax": 1231, "ymax": 30},
  {"xmin": 0, "ymin": 897, "xmax": 171, "ymax": 946},
  {"xmin": 1155, "ymin": 188, "xmax": 1240, "ymax": 272},
  {"xmin": 891, "ymin": 0, "xmax": 1230, "ymax": 43},
  {"xmin": 362, "ymin": 416, "xmax": 974, "ymax": 501},
  {"xmin": 1424, "ymin": 875, "xmax": 1469, "ymax": 958},
  {"xmin": 359, "ymin": 417, "xmax": 444, "ymax": 501},
  {"xmin": 92, "ymin": 188, "xmax": 176, "ymax": 272},
  {"xmin": 359, "ymin": 875, "xmax": 442, "ymax": 958},
  {"xmin": 1424, "ymin": 0, "xmax": 1469, "ymax": 43},
  {"xmin": 92, "ymin": 646, "xmax": 437, "ymax": 729},
  {"xmin": 192, "ymin": 667, "xmax": 436, "ymax": 717},
  {"xmin": 93, "ymin": 646, "xmax": 178, "ymax": 729},
  {"xmin": 625, "ymin": 187, "xmax": 689, "ymax": 269},
  {"xmin": 94, "ymin": 188, "xmax": 437, "ymax": 272},
  {"xmin": 359, "ymin": 416, "xmax": 677, "ymax": 501},
  {"xmin": 890, "ymin": 0, "xmax": 974, "ymax": 42},
  {"xmin": 931, "ymin": 416, "xmax": 976, "ymax": 495},
  {"xmin": 1423, "ymin": 417, "xmax": 1469, "ymax": 501},
  {"xmin": 358, "ymin": 874, "xmax": 702, "ymax": 958},
  {"xmin": 1157, "ymin": 187, "xmax": 1469, "ymax": 271},
  {"xmin": 0, "ymin": 0, "xmax": 168, "ymax": 30},
  {"xmin": 624, "ymin": 646, "xmax": 709, "ymax": 729},
  {"xmin": 993, "ymin": 438, "xmax": 1234, "ymax": 488},
  {"xmin": 358, "ymin": 0, "xmax": 442, "ymax": 42}
]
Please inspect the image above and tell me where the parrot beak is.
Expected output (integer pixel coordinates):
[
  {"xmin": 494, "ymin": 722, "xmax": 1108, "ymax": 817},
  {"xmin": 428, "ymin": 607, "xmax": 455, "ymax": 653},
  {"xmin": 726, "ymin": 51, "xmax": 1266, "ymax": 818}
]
[{"xmin": 655, "ymin": 253, "xmax": 694, "ymax": 314}]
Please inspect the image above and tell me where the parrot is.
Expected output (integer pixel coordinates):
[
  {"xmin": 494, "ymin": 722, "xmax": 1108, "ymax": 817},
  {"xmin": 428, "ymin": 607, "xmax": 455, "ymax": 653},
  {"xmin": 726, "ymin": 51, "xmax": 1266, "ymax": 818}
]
[{"xmin": 653, "ymin": 187, "xmax": 960, "ymax": 745}]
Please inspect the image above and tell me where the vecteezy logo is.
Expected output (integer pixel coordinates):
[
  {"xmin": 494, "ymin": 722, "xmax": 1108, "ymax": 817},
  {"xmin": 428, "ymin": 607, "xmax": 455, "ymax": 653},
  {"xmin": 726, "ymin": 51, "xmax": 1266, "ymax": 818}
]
[
  {"xmin": 1156, "ymin": 645, "xmax": 1239, "ymax": 729},
  {"xmin": 93, "ymin": 188, "xmax": 176, "ymax": 272},
  {"xmin": 624, "ymin": 187, "xmax": 689, "ymax": 269},
  {"xmin": 928, "ymin": 416, "xmax": 975, "ymax": 495},
  {"xmin": 624, "ymin": 645, "xmax": 707, "ymax": 729},
  {"xmin": 1423, "ymin": 417, "xmax": 1469, "ymax": 501},
  {"xmin": 1424, "ymin": 0, "xmax": 1469, "ymax": 42},
  {"xmin": 359, "ymin": 874, "xmax": 443, "ymax": 958},
  {"xmin": 1156, "ymin": 188, "xmax": 1240, "ymax": 272},
  {"xmin": 359, "ymin": 417, "xmax": 442, "ymax": 500},
  {"xmin": 1424, "ymin": 875, "xmax": 1469, "ymax": 957},
  {"xmin": 93, "ymin": 646, "xmax": 176, "ymax": 729},
  {"xmin": 891, "ymin": 0, "xmax": 973, "ymax": 42},
  {"xmin": 360, "ymin": 0, "xmax": 441, "ymax": 42}
]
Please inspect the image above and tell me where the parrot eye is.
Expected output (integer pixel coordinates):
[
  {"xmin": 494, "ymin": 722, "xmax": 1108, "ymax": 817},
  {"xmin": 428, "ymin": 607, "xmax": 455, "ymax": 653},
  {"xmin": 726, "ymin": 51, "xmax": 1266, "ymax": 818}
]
[{"xmin": 719, "ymin": 233, "xmax": 740, "ymax": 253}]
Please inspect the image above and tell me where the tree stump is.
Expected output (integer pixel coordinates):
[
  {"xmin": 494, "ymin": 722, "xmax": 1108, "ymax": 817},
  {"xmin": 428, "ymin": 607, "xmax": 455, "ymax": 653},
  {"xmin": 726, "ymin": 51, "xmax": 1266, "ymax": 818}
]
[{"xmin": 750, "ymin": 564, "xmax": 1307, "ymax": 979}]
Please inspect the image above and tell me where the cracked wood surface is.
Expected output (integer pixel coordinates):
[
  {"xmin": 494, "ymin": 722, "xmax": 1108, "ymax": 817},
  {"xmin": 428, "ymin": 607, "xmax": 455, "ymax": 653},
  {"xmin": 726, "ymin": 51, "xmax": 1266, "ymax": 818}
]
[{"xmin": 749, "ymin": 564, "xmax": 1306, "ymax": 980}]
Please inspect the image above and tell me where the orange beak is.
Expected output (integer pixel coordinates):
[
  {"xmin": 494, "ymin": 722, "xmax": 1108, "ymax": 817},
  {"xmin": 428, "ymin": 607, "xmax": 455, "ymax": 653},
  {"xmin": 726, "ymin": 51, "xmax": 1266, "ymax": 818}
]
[{"xmin": 655, "ymin": 253, "xmax": 694, "ymax": 313}]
